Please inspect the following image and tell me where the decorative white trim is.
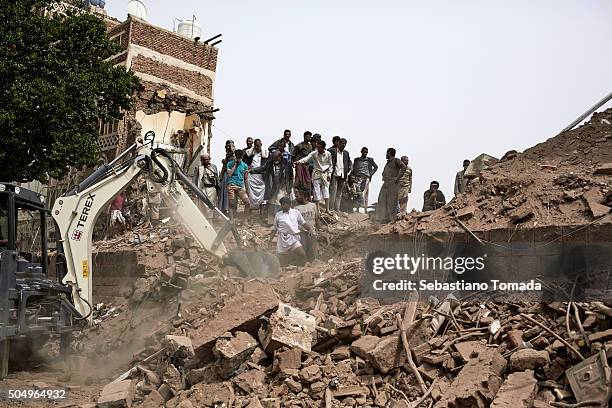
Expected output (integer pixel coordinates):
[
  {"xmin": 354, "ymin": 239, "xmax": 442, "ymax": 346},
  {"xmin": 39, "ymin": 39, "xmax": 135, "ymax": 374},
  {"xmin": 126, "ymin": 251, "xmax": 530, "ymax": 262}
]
[
  {"xmin": 130, "ymin": 44, "xmax": 216, "ymax": 81},
  {"xmin": 135, "ymin": 72, "xmax": 212, "ymax": 105}
]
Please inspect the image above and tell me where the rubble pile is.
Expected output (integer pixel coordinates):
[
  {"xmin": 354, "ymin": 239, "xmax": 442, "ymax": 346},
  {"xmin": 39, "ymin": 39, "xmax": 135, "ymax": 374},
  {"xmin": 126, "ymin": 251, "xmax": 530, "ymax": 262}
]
[
  {"xmin": 93, "ymin": 279, "xmax": 612, "ymax": 408},
  {"xmin": 382, "ymin": 109, "xmax": 612, "ymax": 235}
]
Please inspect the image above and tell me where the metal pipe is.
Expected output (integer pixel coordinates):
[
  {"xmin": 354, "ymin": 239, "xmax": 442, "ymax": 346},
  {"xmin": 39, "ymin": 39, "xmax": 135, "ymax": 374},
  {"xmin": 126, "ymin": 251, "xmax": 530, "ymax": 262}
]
[
  {"xmin": 203, "ymin": 33, "xmax": 222, "ymax": 44},
  {"xmin": 41, "ymin": 210, "xmax": 48, "ymax": 277},
  {"xmin": 210, "ymin": 40, "xmax": 222, "ymax": 47},
  {"xmin": 108, "ymin": 143, "xmax": 136, "ymax": 167},
  {"xmin": 559, "ymin": 90, "xmax": 612, "ymax": 134},
  {"xmin": 7, "ymin": 193, "xmax": 15, "ymax": 251}
]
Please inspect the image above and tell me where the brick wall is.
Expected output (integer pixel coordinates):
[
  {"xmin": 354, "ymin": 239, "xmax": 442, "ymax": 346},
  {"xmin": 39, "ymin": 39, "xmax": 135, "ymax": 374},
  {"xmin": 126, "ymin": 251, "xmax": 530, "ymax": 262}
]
[
  {"xmin": 131, "ymin": 55, "xmax": 213, "ymax": 99},
  {"xmin": 130, "ymin": 19, "xmax": 218, "ymax": 72}
]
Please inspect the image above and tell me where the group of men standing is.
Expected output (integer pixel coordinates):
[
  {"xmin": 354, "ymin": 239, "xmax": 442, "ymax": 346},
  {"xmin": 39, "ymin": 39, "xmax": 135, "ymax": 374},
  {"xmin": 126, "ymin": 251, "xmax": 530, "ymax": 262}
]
[
  {"xmin": 191, "ymin": 129, "xmax": 472, "ymax": 265},
  {"xmin": 193, "ymin": 130, "xmax": 384, "ymax": 224}
]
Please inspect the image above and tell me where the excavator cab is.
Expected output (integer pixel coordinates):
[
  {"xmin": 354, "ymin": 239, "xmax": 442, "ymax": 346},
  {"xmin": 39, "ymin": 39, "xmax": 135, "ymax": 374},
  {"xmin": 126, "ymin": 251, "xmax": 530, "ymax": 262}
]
[{"xmin": 0, "ymin": 183, "xmax": 76, "ymax": 379}]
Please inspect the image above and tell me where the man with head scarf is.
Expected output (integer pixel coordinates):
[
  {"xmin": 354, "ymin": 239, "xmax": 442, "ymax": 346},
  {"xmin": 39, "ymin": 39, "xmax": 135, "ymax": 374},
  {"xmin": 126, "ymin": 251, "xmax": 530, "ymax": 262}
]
[
  {"xmin": 247, "ymin": 139, "xmax": 268, "ymax": 222},
  {"xmin": 374, "ymin": 148, "xmax": 406, "ymax": 223},
  {"xmin": 193, "ymin": 153, "xmax": 219, "ymax": 218}
]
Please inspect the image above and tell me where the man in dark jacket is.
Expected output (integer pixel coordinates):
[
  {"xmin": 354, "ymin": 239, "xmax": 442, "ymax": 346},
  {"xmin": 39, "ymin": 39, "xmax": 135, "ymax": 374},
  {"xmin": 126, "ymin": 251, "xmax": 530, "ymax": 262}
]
[
  {"xmin": 248, "ymin": 150, "xmax": 294, "ymax": 223},
  {"xmin": 268, "ymin": 129, "xmax": 294, "ymax": 156},
  {"xmin": 328, "ymin": 138, "xmax": 351, "ymax": 211},
  {"xmin": 423, "ymin": 181, "xmax": 446, "ymax": 211}
]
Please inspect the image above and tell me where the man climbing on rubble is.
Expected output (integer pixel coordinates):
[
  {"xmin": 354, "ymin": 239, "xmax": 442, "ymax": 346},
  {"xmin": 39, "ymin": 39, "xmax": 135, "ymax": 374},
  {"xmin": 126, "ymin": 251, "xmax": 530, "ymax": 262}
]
[
  {"xmin": 248, "ymin": 150, "xmax": 293, "ymax": 224},
  {"xmin": 422, "ymin": 181, "xmax": 446, "ymax": 211},
  {"xmin": 294, "ymin": 189, "xmax": 319, "ymax": 261},
  {"xmin": 108, "ymin": 191, "xmax": 128, "ymax": 238},
  {"xmin": 454, "ymin": 159, "xmax": 471, "ymax": 195},
  {"xmin": 352, "ymin": 146, "xmax": 378, "ymax": 211},
  {"xmin": 398, "ymin": 156, "xmax": 412, "ymax": 215},
  {"xmin": 269, "ymin": 196, "xmax": 314, "ymax": 266},
  {"xmin": 329, "ymin": 137, "xmax": 351, "ymax": 212},
  {"xmin": 193, "ymin": 153, "xmax": 219, "ymax": 218},
  {"xmin": 226, "ymin": 149, "xmax": 251, "ymax": 224},
  {"xmin": 296, "ymin": 140, "xmax": 332, "ymax": 213},
  {"xmin": 269, "ymin": 129, "xmax": 294, "ymax": 155},
  {"xmin": 341, "ymin": 174, "xmax": 361, "ymax": 213},
  {"xmin": 374, "ymin": 148, "xmax": 406, "ymax": 223},
  {"xmin": 247, "ymin": 139, "xmax": 268, "ymax": 223}
]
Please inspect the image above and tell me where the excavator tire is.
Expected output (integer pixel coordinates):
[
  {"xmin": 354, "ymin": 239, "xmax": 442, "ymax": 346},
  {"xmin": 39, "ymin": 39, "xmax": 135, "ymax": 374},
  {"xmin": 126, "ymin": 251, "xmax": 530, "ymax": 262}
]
[{"xmin": 225, "ymin": 249, "xmax": 280, "ymax": 278}]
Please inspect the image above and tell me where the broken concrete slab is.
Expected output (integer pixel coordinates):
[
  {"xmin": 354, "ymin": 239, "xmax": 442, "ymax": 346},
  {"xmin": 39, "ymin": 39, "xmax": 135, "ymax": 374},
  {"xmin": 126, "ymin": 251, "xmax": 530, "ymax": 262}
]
[
  {"xmin": 246, "ymin": 397, "xmax": 264, "ymax": 408},
  {"xmin": 433, "ymin": 348, "xmax": 506, "ymax": 408},
  {"xmin": 300, "ymin": 365, "xmax": 322, "ymax": 384},
  {"xmin": 330, "ymin": 344, "xmax": 351, "ymax": 360},
  {"xmin": 454, "ymin": 340, "xmax": 489, "ymax": 362},
  {"xmin": 272, "ymin": 347, "xmax": 302, "ymax": 373},
  {"xmin": 583, "ymin": 188, "xmax": 611, "ymax": 218},
  {"xmin": 164, "ymin": 335, "xmax": 195, "ymax": 360},
  {"xmin": 418, "ymin": 362, "xmax": 442, "ymax": 382},
  {"xmin": 191, "ymin": 283, "xmax": 279, "ymax": 362},
  {"xmin": 350, "ymin": 335, "xmax": 380, "ymax": 359},
  {"xmin": 491, "ymin": 370, "xmax": 537, "ymax": 408},
  {"xmin": 139, "ymin": 389, "xmax": 164, "ymax": 408},
  {"xmin": 366, "ymin": 335, "xmax": 406, "ymax": 374},
  {"xmin": 233, "ymin": 369, "xmax": 266, "ymax": 394},
  {"xmin": 258, "ymin": 303, "xmax": 316, "ymax": 354},
  {"xmin": 594, "ymin": 163, "xmax": 612, "ymax": 175},
  {"xmin": 188, "ymin": 382, "xmax": 235, "ymax": 407},
  {"xmin": 97, "ymin": 380, "xmax": 135, "ymax": 408},
  {"xmin": 509, "ymin": 349, "xmax": 550, "ymax": 371},
  {"xmin": 213, "ymin": 331, "xmax": 258, "ymax": 379},
  {"xmin": 457, "ymin": 205, "xmax": 477, "ymax": 220},
  {"xmin": 506, "ymin": 329, "xmax": 524, "ymax": 349}
]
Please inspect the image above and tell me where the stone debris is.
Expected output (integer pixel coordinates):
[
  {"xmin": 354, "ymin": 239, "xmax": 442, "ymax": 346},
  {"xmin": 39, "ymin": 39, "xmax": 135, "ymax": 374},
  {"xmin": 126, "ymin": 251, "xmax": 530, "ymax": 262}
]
[
  {"xmin": 509, "ymin": 349, "xmax": 550, "ymax": 371},
  {"xmin": 491, "ymin": 370, "xmax": 537, "ymax": 408},
  {"xmin": 213, "ymin": 331, "xmax": 258, "ymax": 379},
  {"xmin": 258, "ymin": 303, "xmax": 316, "ymax": 354},
  {"xmin": 97, "ymin": 380, "xmax": 135, "ymax": 408},
  {"xmin": 433, "ymin": 348, "xmax": 507, "ymax": 408},
  {"xmin": 68, "ymin": 174, "xmax": 611, "ymax": 408}
]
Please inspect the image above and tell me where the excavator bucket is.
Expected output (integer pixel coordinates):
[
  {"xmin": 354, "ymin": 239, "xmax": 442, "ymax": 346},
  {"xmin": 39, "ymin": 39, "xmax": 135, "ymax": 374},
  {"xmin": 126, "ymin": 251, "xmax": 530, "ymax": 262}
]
[{"xmin": 225, "ymin": 248, "xmax": 281, "ymax": 278}]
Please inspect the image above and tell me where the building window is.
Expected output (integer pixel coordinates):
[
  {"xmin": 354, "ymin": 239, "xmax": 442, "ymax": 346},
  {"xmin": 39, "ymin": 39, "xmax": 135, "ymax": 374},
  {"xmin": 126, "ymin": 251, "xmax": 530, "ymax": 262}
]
[{"xmin": 97, "ymin": 119, "xmax": 120, "ymax": 151}]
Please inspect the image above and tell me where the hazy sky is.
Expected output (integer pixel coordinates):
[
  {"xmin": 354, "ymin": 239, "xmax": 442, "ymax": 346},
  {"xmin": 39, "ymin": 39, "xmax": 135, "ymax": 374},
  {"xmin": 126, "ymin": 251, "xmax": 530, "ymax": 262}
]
[{"xmin": 107, "ymin": 1, "xmax": 612, "ymax": 208}]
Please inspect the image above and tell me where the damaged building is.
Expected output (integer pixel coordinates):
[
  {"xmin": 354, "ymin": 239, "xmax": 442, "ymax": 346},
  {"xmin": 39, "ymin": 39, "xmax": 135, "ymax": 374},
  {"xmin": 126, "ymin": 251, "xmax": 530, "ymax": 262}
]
[{"xmin": 100, "ymin": 11, "xmax": 220, "ymax": 164}]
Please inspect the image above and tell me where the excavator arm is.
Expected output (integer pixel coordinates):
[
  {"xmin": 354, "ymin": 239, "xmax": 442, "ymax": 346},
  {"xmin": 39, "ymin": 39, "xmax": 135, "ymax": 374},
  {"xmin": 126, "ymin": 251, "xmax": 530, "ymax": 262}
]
[{"xmin": 51, "ymin": 142, "xmax": 259, "ymax": 321}]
